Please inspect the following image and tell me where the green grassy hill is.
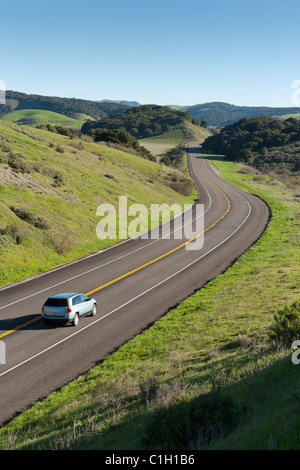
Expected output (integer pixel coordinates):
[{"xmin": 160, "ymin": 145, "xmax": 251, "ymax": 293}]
[
  {"xmin": 2, "ymin": 109, "xmax": 91, "ymax": 128},
  {"xmin": 0, "ymin": 122, "xmax": 194, "ymax": 286},
  {"xmin": 138, "ymin": 121, "xmax": 211, "ymax": 157},
  {"xmin": 81, "ymin": 104, "xmax": 207, "ymax": 140}
]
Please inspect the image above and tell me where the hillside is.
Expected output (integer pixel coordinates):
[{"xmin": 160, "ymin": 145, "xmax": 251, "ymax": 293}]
[
  {"xmin": 81, "ymin": 104, "xmax": 206, "ymax": 140},
  {"xmin": 138, "ymin": 120, "xmax": 212, "ymax": 157},
  {"xmin": 0, "ymin": 91, "xmax": 131, "ymax": 121},
  {"xmin": 0, "ymin": 122, "xmax": 194, "ymax": 286},
  {"xmin": 202, "ymin": 116, "xmax": 300, "ymax": 173},
  {"xmin": 1, "ymin": 109, "xmax": 91, "ymax": 128},
  {"xmin": 169, "ymin": 102, "xmax": 300, "ymax": 127}
]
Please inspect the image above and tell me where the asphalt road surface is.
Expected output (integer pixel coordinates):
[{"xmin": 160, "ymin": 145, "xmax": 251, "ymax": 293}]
[{"xmin": 0, "ymin": 144, "xmax": 270, "ymax": 426}]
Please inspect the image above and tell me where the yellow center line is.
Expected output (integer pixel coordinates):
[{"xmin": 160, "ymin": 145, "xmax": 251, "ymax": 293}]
[
  {"xmin": 86, "ymin": 160, "xmax": 230, "ymax": 296},
  {"xmin": 0, "ymin": 156, "xmax": 230, "ymax": 339},
  {"xmin": 0, "ymin": 316, "xmax": 43, "ymax": 339}
]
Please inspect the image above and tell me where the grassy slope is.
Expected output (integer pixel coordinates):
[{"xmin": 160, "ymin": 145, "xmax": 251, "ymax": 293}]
[
  {"xmin": 0, "ymin": 153, "xmax": 299, "ymax": 449},
  {"xmin": 138, "ymin": 122, "xmax": 211, "ymax": 157},
  {"xmin": 1, "ymin": 109, "xmax": 91, "ymax": 127},
  {"xmin": 0, "ymin": 122, "xmax": 193, "ymax": 286},
  {"xmin": 279, "ymin": 113, "xmax": 300, "ymax": 120}
]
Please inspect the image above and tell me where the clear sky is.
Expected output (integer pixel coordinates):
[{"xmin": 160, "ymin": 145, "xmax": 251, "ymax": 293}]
[{"xmin": 0, "ymin": 0, "xmax": 299, "ymax": 107}]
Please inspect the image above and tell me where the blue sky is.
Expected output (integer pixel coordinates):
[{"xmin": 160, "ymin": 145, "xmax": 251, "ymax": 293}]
[{"xmin": 0, "ymin": 0, "xmax": 299, "ymax": 106}]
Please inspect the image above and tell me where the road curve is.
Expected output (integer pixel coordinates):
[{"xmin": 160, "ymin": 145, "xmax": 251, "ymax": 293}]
[{"xmin": 0, "ymin": 144, "xmax": 270, "ymax": 426}]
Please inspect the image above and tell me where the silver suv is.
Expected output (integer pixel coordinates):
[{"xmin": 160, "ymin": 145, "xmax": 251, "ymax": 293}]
[{"xmin": 42, "ymin": 293, "xmax": 97, "ymax": 326}]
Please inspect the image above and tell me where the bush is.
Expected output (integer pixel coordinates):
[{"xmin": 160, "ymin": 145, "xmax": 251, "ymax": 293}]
[
  {"xmin": 7, "ymin": 152, "xmax": 32, "ymax": 173},
  {"xmin": 49, "ymin": 230, "xmax": 73, "ymax": 255},
  {"xmin": 268, "ymin": 301, "xmax": 300, "ymax": 348},
  {"xmin": 169, "ymin": 177, "xmax": 194, "ymax": 196},
  {"xmin": 52, "ymin": 172, "xmax": 64, "ymax": 187},
  {"xmin": 56, "ymin": 145, "xmax": 65, "ymax": 153},
  {"xmin": 0, "ymin": 223, "xmax": 29, "ymax": 246},
  {"xmin": 10, "ymin": 206, "xmax": 50, "ymax": 230},
  {"xmin": 142, "ymin": 391, "xmax": 245, "ymax": 449}
]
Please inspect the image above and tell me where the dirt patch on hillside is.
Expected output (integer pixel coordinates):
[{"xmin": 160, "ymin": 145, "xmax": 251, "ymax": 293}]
[{"xmin": 0, "ymin": 166, "xmax": 56, "ymax": 194}]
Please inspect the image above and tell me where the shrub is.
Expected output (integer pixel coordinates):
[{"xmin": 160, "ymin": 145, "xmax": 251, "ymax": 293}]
[
  {"xmin": 7, "ymin": 152, "xmax": 32, "ymax": 173},
  {"xmin": 49, "ymin": 230, "xmax": 73, "ymax": 255},
  {"xmin": 69, "ymin": 140, "xmax": 85, "ymax": 150},
  {"xmin": 169, "ymin": 177, "xmax": 194, "ymax": 196},
  {"xmin": 104, "ymin": 174, "xmax": 117, "ymax": 181},
  {"xmin": 56, "ymin": 145, "xmax": 65, "ymax": 154},
  {"xmin": 0, "ymin": 223, "xmax": 29, "ymax": 246},
  {"xmin": 10, "ymin": 206, "xmax": 50, "ymax": 230},
  {"xmin": 52, "ymin": 172, "xmax": 64, "ymax": 187},
  {"xmin": 268, "ymin": 301, "xmax": 300, "ymax": 348},
  {"xmin": 142, "ymin": 391, "xmax": 245, "ymax": 449}
]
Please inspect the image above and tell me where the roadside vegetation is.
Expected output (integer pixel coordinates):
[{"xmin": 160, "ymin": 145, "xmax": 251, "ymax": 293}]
[
  {"xmin": 0, "ymin": 150, "xmax": 299, "ymax": 449},
  {"xmin": 203, "ymin": 116, "xmax": 300, "ymax": 175}
]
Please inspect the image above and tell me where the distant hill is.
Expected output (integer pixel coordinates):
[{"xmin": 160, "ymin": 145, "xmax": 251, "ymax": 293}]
[
  {"xmin": 0, "ymin": 91, "xmax": 131, "ymax": 122},
  {"xmin": 81, "ymin": 104, "xmax": 206, "ymax": 139},
  {"xmin": 2, "ymin": 109, "xmax": 90, "ymax": 128},
  {"xmin": 98, "ymin": 99, "xmax": 142, "ymax": 107},
  {"xmin": 138, "ymin": 121, "xmax": 212, "ymax": 157},
  {"xmin": 169, "ymin": 102, "xmax": 300, "ymax": 127}
]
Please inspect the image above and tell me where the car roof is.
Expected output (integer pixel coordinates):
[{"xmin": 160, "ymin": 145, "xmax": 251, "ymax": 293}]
[{"xmin": 48, "ymin": 293, "xmax": 81, "ymax": 299}]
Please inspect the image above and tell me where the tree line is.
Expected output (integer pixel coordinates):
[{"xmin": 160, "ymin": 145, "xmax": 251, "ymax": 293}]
[
  {"xmin": 81, "ymin": 104, "xmax": 205, "ymax": 139},
  {"xmin": 202, "ymin": 116, "xmax": 300, "ymax": 172},
  {"xmin": 184, "ymin": 102, "xmax": 300, "ymax": 127},
  {"xmin": 0, "ymin": 91, "xmax": 130, "ymax": 120}
]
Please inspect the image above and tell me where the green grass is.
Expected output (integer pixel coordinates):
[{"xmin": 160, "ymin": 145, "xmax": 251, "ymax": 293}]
[
  {"xmin": 139, "ymin": 122, "xmax": 211, "ymax": 157},
  {"xmin": 1, "ymin": 109, "xmax": 91, "ymax": 127},
  {"xmin": 0, "ymin": 122, "xmax": 193, "ymax": 286},
  {"xmin": 279, "ymin": 113, "xmax": 300, "ymax": 120},
  {"xmin": 0, "ymin": 152, "xmax": 299, "ymax": 449},
  {"xmin": 167, "ymin": 105, "xmax": 189, "ymax": 111}
]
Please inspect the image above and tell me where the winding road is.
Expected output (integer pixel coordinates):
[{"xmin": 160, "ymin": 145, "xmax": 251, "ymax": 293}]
[{"xmin": 0, "ymin": 144, "xmax": 269, "ymax": 426}]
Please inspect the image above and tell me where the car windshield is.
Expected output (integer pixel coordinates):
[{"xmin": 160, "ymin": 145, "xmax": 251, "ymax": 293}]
[{"xmin": 44, "ymin": 298, "xmax": 68, "ymax": 307}]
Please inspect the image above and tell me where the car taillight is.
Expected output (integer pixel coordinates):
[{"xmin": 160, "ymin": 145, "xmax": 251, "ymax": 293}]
[
  {"xmin": 67, "ymin": 306, "xmax": 72, "ymax": 313},
  {"xmin": 42, "ymin": 305, "xmax": 44, "ymax": 312}
]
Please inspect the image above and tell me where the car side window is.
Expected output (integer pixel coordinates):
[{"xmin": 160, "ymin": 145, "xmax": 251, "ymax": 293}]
[
  {"xmin": 72, "ymin": 296, "xmax": 80, "ymax": 306},
  {"xmin": 79, "ymin": 295, "xmax": 87, "ymax": 303}
]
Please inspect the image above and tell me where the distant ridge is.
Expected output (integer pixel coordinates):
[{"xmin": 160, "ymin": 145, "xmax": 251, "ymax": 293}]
[
  {"xmin": 2, "ymin": 91, "xmax": 300, "ymax": 128},
  {"xmin": 169, "ymin": 101, "xmax": 300, "ymax": 127},
  {"xmin": 0, "ymin": 91, "xmax": 131, "ymax": 121},
  {"xmin": 98, "ymin": 99, "xmax": 142, "ymax": 107}
]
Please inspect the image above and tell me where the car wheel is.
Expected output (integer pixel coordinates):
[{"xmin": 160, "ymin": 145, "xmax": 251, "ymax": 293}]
[
  {"xmin": 72, "ymin": 313, "xmax": 79, "ymax": 326},
  {"xmin": 90, "ymin": 303, "xmax": 97, "ymax": 317}
]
